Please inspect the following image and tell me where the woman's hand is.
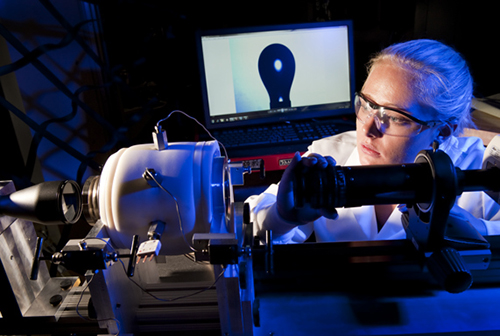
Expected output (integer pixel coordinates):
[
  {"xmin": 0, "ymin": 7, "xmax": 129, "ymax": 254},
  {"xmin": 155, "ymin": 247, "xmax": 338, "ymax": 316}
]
[{"xmin": 276, "ymin": 152, "xmax": 338, "ymax": 224}]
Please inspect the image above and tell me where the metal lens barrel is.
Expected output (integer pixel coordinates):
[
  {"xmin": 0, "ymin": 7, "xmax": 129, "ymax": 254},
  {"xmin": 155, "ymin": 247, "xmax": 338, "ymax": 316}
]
[{"xmin": 293, "ymin": 162, "xmax": 435, "ymax": 211}]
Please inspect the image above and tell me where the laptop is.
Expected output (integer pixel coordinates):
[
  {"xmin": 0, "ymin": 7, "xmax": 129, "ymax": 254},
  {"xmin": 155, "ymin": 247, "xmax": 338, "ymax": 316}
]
[{"xmin": 195, "ymin": 20, "xmax": 356, "ymax": 171}]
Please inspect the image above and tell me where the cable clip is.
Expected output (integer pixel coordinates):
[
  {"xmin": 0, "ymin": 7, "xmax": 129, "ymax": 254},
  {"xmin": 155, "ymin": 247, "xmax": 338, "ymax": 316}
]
[
  {"xmin": 153, "ymin": 125, "xmax": 168, "ymax": 151},
  {"xmin": 143, "ymin": 168, "xmax": 162, "ymax": 187}
]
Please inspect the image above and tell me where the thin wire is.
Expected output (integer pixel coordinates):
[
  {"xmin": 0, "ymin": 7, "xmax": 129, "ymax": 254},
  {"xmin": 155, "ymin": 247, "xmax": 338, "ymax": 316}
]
[
  {"xmin": 75, "ymin": 271, "xmax": 121, "ymax": 336},
  {"xmin": 156, "ymin": 110, "xmax": 229, "ymax": 160},
  {"xmin": 74, "ymin": 237, "xmax": 218, "ymax": 332},
  {"xmin": 119, "ymin": 259, "xmax": 224, "ymax": 303},
  {"xmin": 79, "ymin": 237, "xmax": 118, "ymax": 258},
  {"xmin": 183, "ymin": 253, "xmax": 210, "ymax": 264},
  {"xmin": 153, "ymin": 110, "xmax": 230, "ymax": 254},
  {"xmin": 80, "ymin": 236, "xmax": 114, "ymax": 248},
  {"xmin": 75, "ymin": 271, "xmax": 95, "ymax": 320},
  {"xmin": 144, "ymin": 168, "xmax": 196, "ymax": 252}
]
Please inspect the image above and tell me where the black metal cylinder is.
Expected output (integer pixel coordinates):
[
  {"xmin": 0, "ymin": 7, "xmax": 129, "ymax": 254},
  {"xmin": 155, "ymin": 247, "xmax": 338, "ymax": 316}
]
[
  {"xmin": 294, "ymin": 162, "xmax": 435, "ymax": 211},
  {"xmin": 293, "ymin": 160, "xmax": 500, "ymax": 212},
  {"xmin": 456, "ymin": 167, "xmax": 500, "ymax": 193}
]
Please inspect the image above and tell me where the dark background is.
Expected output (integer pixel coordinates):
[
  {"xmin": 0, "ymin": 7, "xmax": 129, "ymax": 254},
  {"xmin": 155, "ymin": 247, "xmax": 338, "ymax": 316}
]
[
  {"xmin": 0, "ymin": 0, "xmax": 498, "ymax": 280},
  {"xmin": 2, "ymin": 0, "xmax": 500, "ymax": 185},
  {"xmin": 92, "ymin": 0, "xmax": 500, "ymax": 145}
]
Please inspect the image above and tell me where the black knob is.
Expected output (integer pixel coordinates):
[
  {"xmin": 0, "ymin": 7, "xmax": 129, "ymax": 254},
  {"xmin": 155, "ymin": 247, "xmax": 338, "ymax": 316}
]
[
  {"xmin": 49, "ymin": 294, "xmax": 63, "ymax": 307},
  {"xmin": 427, "ymin": 247, "xmax": 472, "ymax": 293}
]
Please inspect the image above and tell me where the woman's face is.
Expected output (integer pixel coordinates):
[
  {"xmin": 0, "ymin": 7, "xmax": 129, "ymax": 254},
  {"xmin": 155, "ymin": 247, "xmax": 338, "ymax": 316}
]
[{"xmin": 356, "ymin": 61, "xmax": 442, "ymax": 165}]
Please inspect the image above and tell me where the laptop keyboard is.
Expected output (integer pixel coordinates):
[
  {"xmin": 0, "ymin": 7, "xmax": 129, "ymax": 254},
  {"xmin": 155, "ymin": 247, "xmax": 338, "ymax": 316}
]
[{"xmin": 211, "ymin": 119, "xmax": 355, "ymax": 149}]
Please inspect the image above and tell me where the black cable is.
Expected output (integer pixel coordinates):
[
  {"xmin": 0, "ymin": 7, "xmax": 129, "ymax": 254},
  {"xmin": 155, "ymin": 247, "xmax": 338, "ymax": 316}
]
[
  {"xmin": 0, "ymin": 21, "xmax": 126, "ymax": 178},
  {"xmin": 0, "ymin": 22, "xmax": 117, "ymax": 135},
  {"xmin": 0, "ymin": 95, "xmax": 100, "ymax": 170},
  {"xmin": 75, "ymin": 134, "xmax": 118, "ymax": 185},
  {"xmin": 118, "ymin": 259, "xmax": 225, "ymax": 303},
  {"xmin": 39, "ymin": 0, "xmax": 108, "ymax": 71},
  {"xmin": 0, "ymin": 20, "xmax": 93, "ymax": 77},
  {"xmin": 0, "ymin": 9, "xmax": 168, "ymax": 184},
  {"xmin": 0, "ymin": 18, "xmax": 103, "ymax": 179},
  {"xmin": 38, "ymin": 0, "xmax": 134, "ymax": 95},
  {"xmin": 75, "ymin": 271, "xmax": 121, "ymax": 336},
  {"xmin": 76, "ymin": 237, "xmax": 223, "ymax": 304},
  {"xmin": 25, "ymin": 84, "xmax": 100, "ymax": 184}
]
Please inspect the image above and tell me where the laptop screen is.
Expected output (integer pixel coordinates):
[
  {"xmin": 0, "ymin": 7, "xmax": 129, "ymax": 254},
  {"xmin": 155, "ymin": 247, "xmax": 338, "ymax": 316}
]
[{"xmin": 196, "ymin": 20, "xmax": 355, "ymax": 130}]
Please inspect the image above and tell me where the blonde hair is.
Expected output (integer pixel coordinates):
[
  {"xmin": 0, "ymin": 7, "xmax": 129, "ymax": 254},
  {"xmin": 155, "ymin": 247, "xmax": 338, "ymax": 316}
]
[{"xmin": 367, "ymin": 39, "xmax": 474, "ymax": 135}]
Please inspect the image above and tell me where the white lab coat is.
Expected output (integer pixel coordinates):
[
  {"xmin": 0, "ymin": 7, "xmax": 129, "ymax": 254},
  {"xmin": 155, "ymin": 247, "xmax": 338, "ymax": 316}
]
[{"xmin": 247, "ymin": 131, "xmax": 500, "ymax": 244}]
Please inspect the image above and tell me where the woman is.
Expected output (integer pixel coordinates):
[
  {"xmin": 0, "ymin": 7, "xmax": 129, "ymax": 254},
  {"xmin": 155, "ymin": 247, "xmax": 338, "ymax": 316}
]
[{"xmin": 247, "ymin": 39, "xmax": 500, "ymax": 244}]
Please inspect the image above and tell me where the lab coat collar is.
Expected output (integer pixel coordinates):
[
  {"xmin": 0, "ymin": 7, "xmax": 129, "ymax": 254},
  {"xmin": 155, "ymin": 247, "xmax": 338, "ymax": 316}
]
[
  {"xmin": 344, "ymin": 147, "xmax": 406, "ymax": 240},
  {"xmin": 376, "ymin": 209, "xmax": 406, "ymax": 240},
  {"xmin": 345, "ymin": 147, "xmax": 361, "ymax": 166}
]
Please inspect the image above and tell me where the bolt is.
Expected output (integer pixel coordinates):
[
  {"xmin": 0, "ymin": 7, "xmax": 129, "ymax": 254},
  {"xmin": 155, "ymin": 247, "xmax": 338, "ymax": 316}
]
[
  {"xmin": 49, "ymin": 294, "xmax": 63, "ymax": 307},
  {"xmin": 60, "ymin": 279, "xmax": 73, "ymax": 291},
  {"xmin": 79, "ymin": 240, "xmax": 88, "ymax": 250}
]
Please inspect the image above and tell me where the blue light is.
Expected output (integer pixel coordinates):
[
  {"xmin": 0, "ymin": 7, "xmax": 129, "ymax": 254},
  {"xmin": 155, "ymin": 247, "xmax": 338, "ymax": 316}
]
[{"xmin": 274, "ymin": 59, "xmax": 283, "ymax": 72}]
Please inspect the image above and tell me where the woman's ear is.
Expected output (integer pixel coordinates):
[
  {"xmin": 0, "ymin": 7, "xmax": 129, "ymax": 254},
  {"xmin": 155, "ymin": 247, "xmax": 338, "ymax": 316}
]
[{"xmin": 436, "ymin": 123, "xmax": 455, "ymax": 142}]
